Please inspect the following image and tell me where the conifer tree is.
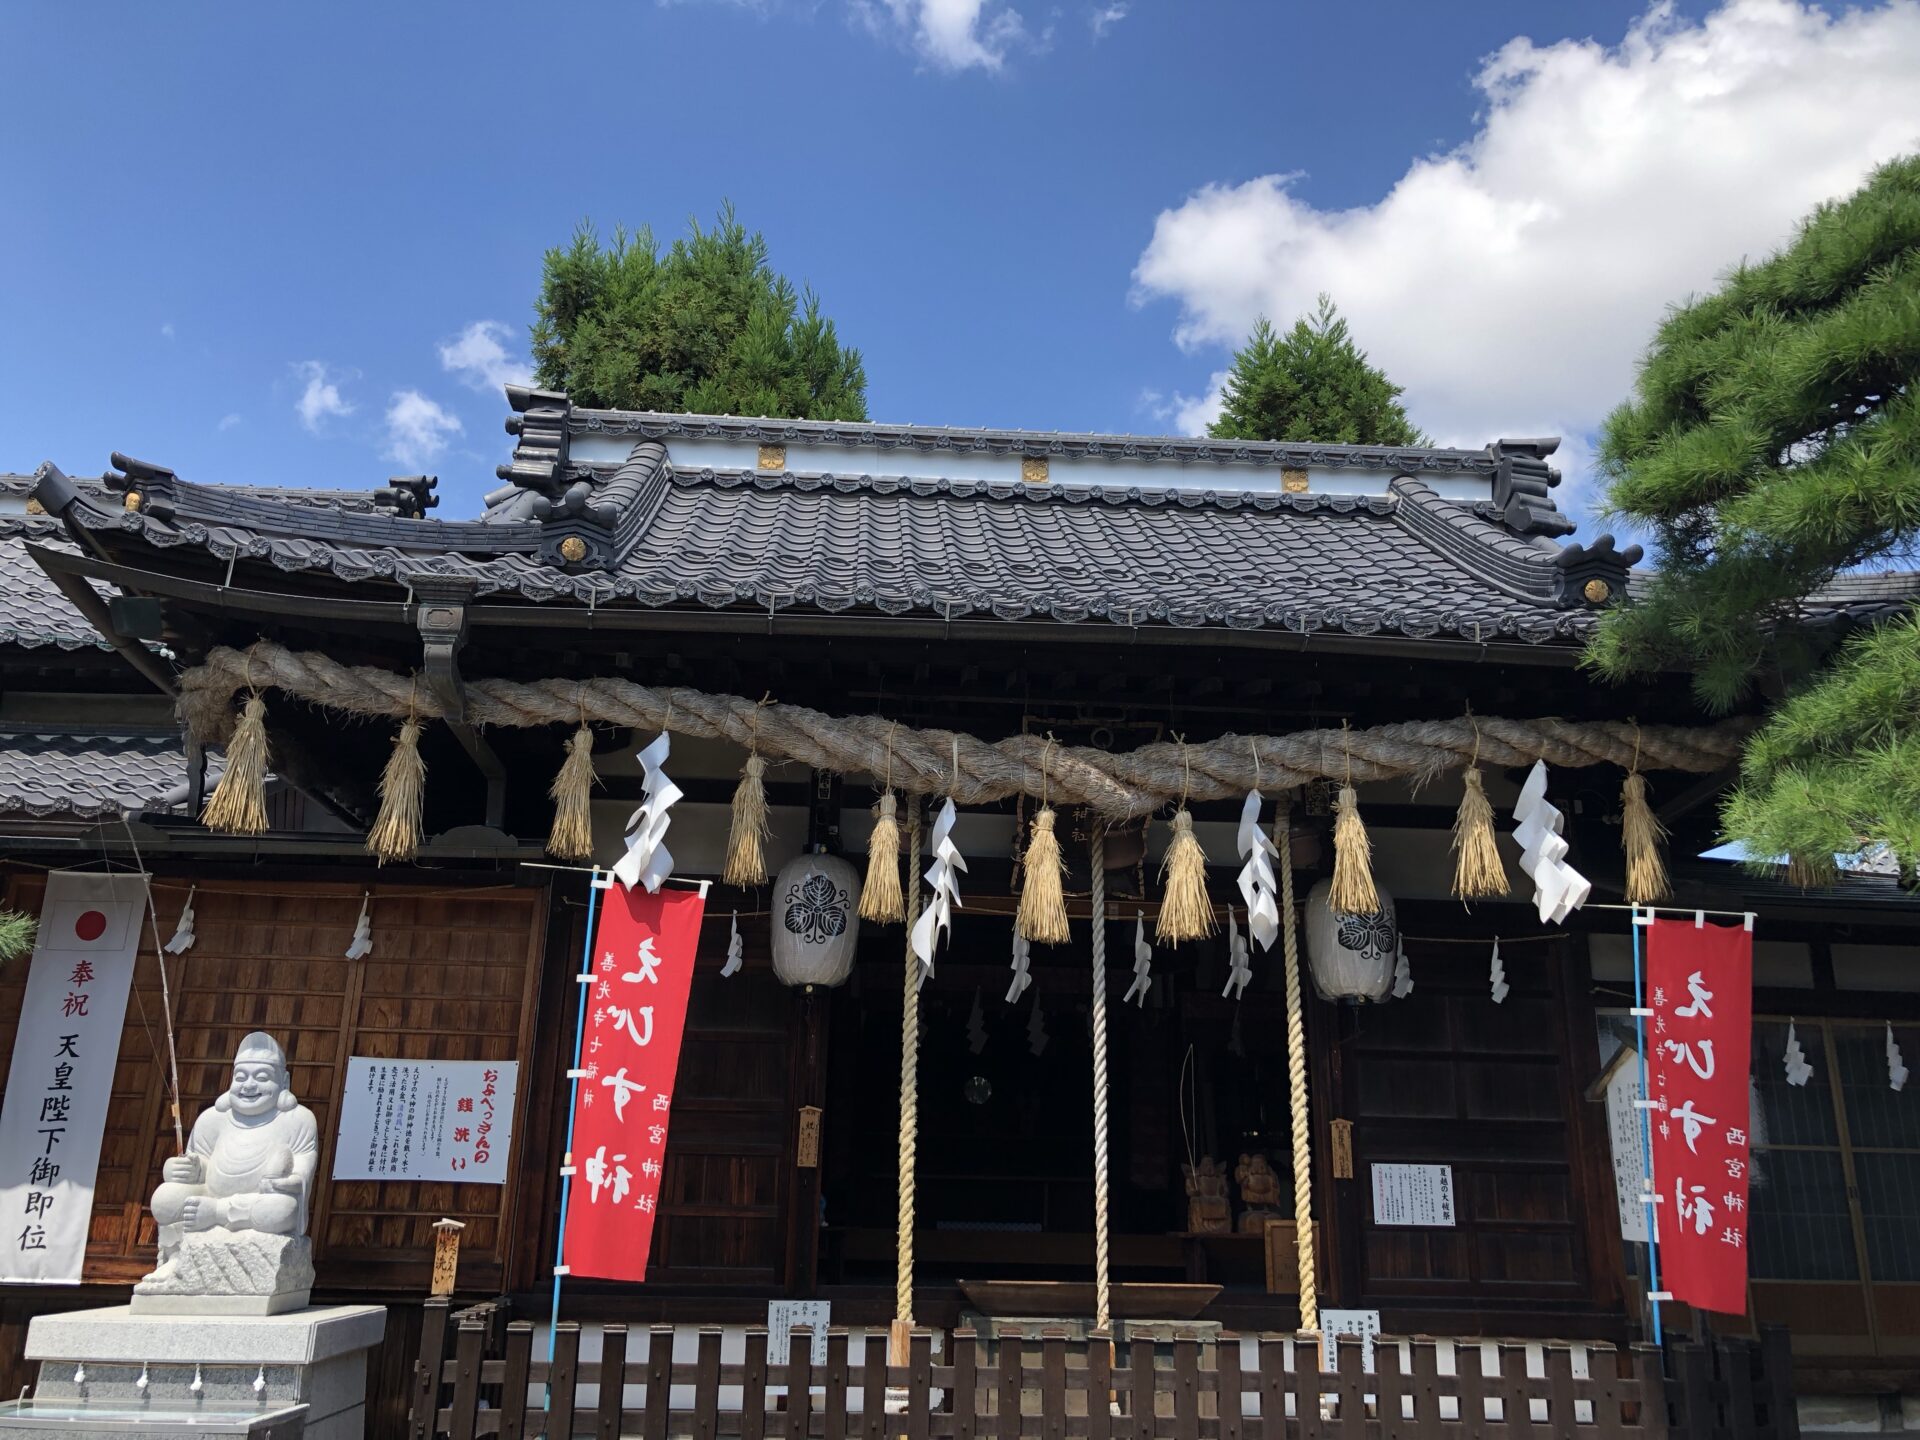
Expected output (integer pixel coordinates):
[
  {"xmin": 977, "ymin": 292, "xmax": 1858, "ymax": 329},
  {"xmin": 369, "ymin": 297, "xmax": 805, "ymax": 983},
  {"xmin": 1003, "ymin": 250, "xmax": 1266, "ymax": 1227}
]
[
  {"xmin": 1208, "ymin": 296, "xmax": 1424, "ymax": 446},
  {"xmin": 1589, "ymin": 154, "xmax": 1920, "ymax": 882},
  {"xmin": 532, "ymin": 206, "xmax": 868, "ymax": 421}
]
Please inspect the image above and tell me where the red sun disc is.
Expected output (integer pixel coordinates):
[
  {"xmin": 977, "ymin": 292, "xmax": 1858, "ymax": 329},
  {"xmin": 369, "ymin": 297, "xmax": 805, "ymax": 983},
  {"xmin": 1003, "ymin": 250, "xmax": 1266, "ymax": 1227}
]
[{"xmin": 73, "ymin": 910, "xmax": 107, "ymax": 942}]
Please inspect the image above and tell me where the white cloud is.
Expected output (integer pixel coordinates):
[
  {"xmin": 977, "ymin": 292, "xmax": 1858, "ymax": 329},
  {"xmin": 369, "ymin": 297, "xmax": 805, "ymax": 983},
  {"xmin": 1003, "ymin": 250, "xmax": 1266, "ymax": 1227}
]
[
  {"xmin": 292, "ymin": 361, "xmax": 355, "ymax": 433},
  {"xmin": 1132, "ymin": 0, "xmax": 1920, "ymax": 519},
  {"xmin": 1089, "ymin": 2, "xmax": 1126, "ymax": 39},
  {"xmin": 1171, "ymin": 371, "xmax": 1228, "ymax": 436},
  {"xmin": 439, "ymin": 320, "xmax": 535, "ymax": 393},
  {"xmin": 160, "ymin": 322, "xmax": 176, "ymax": 340},
  {"xmin": 383, "ymin": 391, "xmax": 463, "ymax": 471},
  {"xmin": 853, "ymin": 0, "xmax": 1029, "ymax": 70},
  {"xmin": 217, "ymin": 413, "xmax": 243, "ymax": 433}
]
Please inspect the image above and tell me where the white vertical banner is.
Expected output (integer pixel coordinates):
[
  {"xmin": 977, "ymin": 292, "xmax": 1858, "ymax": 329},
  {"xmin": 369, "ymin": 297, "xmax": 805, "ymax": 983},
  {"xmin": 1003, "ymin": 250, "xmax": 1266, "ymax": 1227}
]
[{"xmin": 0, "ymin": 872, "xmax": 147, "ymax": 1284}]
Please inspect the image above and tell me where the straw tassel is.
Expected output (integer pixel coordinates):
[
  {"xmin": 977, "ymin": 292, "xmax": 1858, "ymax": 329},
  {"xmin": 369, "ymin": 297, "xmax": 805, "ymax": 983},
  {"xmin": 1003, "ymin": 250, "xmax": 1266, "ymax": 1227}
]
[
  {"xmin": 366, "ymin": 716, "xmax": 426, "ymax": 865},
  {"xmin": 861, "ymin": 792, "xmax": 905, "ymax": 922},
  {"xmin": 1156, "ymin": 809, "xmax": 1217, "ymax": 944},
  {"xmin": 1451, "ymin": 767, "xmax": 1508, "ymax": 900},
  {"xmin": 722, "ymin": 753, "xmax": 771, "ymax": 887},
  {"xmin": 1620, "ymin": 771, "xmax": 1671, "ymax": 904},
  {"xmin": 1329, "ymin": 783, "xmax": 1379, "ymax": 915},
  {"xmin": 200, "ymin": 692, "xmax": 270, "ymax": 836},
  {"xmin": 1016, "ymin": 806, "xmax": 1070, "ymax": 944},
  {"xmin": 546, "ymin": 724, "xmax": 597, "ymax": 861}
]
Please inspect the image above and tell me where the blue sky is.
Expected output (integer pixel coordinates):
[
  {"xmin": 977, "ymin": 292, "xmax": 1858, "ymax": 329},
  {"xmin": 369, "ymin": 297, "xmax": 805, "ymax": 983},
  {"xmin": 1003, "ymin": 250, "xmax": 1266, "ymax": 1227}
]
[{"xmin": 5, "ymin": 1, "xmax": 1917, "ymax": 518}]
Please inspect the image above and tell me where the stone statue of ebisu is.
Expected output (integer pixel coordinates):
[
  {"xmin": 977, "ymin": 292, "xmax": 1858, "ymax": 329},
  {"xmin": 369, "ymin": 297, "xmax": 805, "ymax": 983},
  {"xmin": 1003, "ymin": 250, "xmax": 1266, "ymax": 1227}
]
[{"xmin": 131, "ymin": 1031, "xmax": 318, "ymax": 1315}]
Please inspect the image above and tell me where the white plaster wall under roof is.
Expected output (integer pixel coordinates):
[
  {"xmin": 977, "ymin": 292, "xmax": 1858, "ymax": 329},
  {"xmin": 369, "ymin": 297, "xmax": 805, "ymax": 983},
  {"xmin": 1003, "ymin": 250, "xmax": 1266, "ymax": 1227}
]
[{"xmin": 569, "ymin": 433, "xmax": 1496, "ymax": 505}]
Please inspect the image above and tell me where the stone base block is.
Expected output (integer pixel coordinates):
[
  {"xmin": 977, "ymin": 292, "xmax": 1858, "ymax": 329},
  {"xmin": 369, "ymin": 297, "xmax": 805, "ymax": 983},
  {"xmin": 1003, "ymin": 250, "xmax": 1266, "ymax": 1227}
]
[
  {"xmin": 25, "ymin": 1305, "xmax": 384, "ymax": 1440},
  {"xmin": 129, "ymin": 1291, "xmax": 312, "ymax": 1317},
  {"xmin": 0, "ymin": 1399, "xmax": 307, "ymax": 1440},
  {"xmin": 132, "ymin": 1233, "xmax": 315, "ymax": 1315}
]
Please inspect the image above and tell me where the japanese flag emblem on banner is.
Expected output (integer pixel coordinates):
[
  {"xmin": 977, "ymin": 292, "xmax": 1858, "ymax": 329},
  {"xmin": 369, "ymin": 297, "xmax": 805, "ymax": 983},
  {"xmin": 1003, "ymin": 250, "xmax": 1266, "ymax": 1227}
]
[
  {"xmin": 0, "ymin": 872, "xmax": 147, "ymax": 1285},
  {"xmin": 561, "ymin": 884, "xmax": 706, "ymax": 1283},
  {"xmin": 1647, "ymin": 916, "xmax": 1753, "ymax": 1315}
]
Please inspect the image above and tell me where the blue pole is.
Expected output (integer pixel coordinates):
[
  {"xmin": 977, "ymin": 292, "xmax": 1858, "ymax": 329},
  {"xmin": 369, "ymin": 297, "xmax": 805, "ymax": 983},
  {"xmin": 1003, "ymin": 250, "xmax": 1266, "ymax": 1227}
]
[
  {"xmin": 1632, "ymin": 905, "xmax": 1664, "ymax": 1345},
  {"xmin": 549, "ymin": 868, "xmax": 604, "ymax": 1365}
]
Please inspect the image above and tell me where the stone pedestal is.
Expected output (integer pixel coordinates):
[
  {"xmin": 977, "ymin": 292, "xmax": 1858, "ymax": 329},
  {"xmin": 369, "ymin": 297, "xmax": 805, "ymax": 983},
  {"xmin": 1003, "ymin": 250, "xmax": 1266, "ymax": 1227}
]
[
  {"xmin": 131, "ymin": 1233, "xmax": 315, "ymax": 1316},
  {"xmin": 24, "ymin": 1304, "xmax": 385, "ymax": 1440}
]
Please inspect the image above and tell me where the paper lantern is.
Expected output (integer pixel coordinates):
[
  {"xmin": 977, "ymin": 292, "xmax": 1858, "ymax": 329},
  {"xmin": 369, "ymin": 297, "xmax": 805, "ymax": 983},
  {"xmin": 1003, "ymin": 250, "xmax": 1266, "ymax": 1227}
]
[
  {"xmin": 771, "ymin": 851, "xmax": 861, "ymax": 988},
  {"xmin": 1304, "ymin": 878, "xmax": 1398, "ymax": 1002}
]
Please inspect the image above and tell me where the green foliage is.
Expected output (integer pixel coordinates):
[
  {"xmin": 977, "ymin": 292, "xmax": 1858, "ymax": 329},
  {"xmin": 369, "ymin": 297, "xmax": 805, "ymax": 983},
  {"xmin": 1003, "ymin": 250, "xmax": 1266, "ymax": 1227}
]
[
  {"xmin": 1719, "ymin": 612, "xmax": 1920, "ymax": 877},
  {"xmin": 0, "ymin": 909, "xmax": 36, "ymax": 965},
  {"xmin": 1589, "ymin": 154, "xmax": 1920, "ymax": 879},
  {"xmin": 1208, "ymin": 297, "xmax": 1425, "ymax": 447},
  {"xmin": 531, "ymin": 206, "xmax": 868, "ymax": 421}
]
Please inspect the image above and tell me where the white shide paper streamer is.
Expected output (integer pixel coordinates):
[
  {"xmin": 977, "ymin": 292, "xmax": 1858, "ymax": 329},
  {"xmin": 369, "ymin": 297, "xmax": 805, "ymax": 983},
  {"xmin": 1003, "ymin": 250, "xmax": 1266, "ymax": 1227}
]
[
  {"xmin": 909, "ymin": 797, "xmax": 967, "ymax": 984},
  {"xmin": 344, "ymin": 894, "xmax": 373, "ymax": 961},
  {"xmin": 1125, "ymin": 913, "xmax": 1153, "ymax": 1007},
  {"xmin": 1235, "ymin": 790, "xmax": 1281, "ymax": 953},
  {"xmin": 1007, "ymin": 931, "xmax": 1033, "ymax": 1003},
  {"xmin": 1783, "ymin": 1020, "xmax": 1812, "ymax": 1087},
  {"xmin": 721, "ymin": 911, "xmax": 743, "ymax": 977},
  {"xmin": 164, "ymin": 886, "xmax": 197, "ymax": 955},
  {"xmin": 1512, "ymin": 762, "xmax": 1591, "ymax": 925},
  {"xmin": 612, "ymin": 732, "xmax": 682, "ymax": 893},
  {"xmin": 1222, "ymin": 908, "xmax": 1253, "ymax": 1001}
]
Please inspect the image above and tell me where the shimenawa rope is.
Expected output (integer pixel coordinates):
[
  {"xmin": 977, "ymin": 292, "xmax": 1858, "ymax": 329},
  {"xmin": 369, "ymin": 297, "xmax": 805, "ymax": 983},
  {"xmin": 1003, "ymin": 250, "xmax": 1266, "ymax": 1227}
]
[
  {"xmin": 894, "ymin": 807, "xmax": 923, "ymax": 1354},
  {"xmin": 1089, "ymin": 823, "xmax": 1113, "ymax": 1334},
  {"xmin": 1277, "ymin": 795, "xmax": 1318, "ymax": 1333},
  {"xmin": 182, "ymin": 642, "xmax": 1746, "ymax": 822}
]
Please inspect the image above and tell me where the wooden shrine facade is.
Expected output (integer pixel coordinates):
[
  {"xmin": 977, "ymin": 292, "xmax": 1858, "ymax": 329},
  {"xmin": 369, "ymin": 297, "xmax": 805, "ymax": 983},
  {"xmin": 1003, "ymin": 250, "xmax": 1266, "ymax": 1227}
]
[{"xmin": 1, "ymin": 397, "xmax": 1915, "ymax": 1431}]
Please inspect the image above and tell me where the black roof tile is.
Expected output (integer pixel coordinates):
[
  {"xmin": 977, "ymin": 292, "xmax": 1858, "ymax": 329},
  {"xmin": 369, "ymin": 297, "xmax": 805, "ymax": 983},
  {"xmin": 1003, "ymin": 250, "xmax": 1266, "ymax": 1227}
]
[
  {"xmin": 0, "ymin": 731, "xmax": 207, "ymax": 819},
  {"xmin": 24, "ymin": 402, "xmax": 1644, "ymax": 648}
]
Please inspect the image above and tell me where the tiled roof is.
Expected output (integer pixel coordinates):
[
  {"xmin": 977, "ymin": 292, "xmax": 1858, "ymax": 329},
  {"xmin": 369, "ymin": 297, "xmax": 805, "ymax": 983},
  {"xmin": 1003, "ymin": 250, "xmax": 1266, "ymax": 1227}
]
[
  {"xmin": 559, "ymin": 408, "xmax": 1504, "ymax": 472},
  {"xmin": 0, "ymin": 470, "xmax": 395, "ymax": 514},
  {"xmin": 0, "ymin": 518, "xmax": 114, "ymax": 651},
  {"xmin": 1798, "ymin": 570, "xmax": 1920, "ymax": 626},
  {"xmin": 0, "ymin": 731, "xmax": 207, "ymax": 819},
  {"xmin": 24, "ymin": 398, "xmax": 1643, "ymax": 648}
]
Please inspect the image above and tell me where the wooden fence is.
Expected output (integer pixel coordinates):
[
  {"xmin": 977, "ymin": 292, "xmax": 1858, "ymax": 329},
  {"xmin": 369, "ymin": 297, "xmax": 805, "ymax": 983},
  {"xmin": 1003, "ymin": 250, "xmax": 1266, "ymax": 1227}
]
[
  {"xmin": 1662, "ymin": 1327, "xmax": 1797, "ymax": 1440},
  {"xmin": 410, "ymin": 1299, "xmax": 1690, "ymax": 1440}
]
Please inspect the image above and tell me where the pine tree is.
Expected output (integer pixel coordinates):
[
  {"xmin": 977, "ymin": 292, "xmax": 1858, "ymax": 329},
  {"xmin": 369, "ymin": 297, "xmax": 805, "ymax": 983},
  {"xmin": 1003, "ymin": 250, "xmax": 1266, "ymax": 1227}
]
[
  {"xmin": 1208, "ymin": 297, "xmax": 1425, "ymax": 446},
  {"xmin": 531, "ymin": 206, "xmax": 868, "ymax": 421},
  {"xmin": 1588, "ymin": 154, "xmax": 1920, "ymax": 883}
]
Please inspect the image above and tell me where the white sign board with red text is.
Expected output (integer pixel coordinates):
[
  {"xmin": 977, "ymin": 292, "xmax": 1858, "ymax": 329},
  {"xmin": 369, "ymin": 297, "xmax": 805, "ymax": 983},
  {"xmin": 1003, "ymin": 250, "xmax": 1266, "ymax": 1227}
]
[
  {"xmin": 560, "ymin": 884, "xmax": 706, "ymax": 1283},
  {"xmin": 0, "ymin": 873, "xmax": 146, "ymax": 1284},
  {"xmin": 333, "ymin": 1058, "xmax": 518, "ymax": 1184}
]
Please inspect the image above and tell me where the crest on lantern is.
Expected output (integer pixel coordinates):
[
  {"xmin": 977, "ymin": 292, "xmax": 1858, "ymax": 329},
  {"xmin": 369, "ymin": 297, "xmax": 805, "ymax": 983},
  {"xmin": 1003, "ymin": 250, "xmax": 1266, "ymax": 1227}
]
[
  {"xmin": 1304, "ymin": 878, "xmax": 1399, "ymax": 1003},
  {"xmin": 770, "ymin": 851, "xmax": 862, "ymax": 988}
]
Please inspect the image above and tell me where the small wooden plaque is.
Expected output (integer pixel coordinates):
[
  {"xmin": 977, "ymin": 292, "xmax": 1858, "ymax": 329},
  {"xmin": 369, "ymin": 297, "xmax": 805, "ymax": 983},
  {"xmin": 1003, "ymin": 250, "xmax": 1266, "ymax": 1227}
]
[
  {"xmin": 1261, "ymin": 1219, "xmax": 1301, "ymax": 1295},
  {"xmin": 797, "ymin": 1105, "xmax": 823, "ymax": 1168},
  {"xmin": 1330, "ymin": 1119, "xmax": 1355, "ymax": 1180},
  {"xmin": 431, "ymin": 1218, "xmax": 465, "ymax": 1297}
]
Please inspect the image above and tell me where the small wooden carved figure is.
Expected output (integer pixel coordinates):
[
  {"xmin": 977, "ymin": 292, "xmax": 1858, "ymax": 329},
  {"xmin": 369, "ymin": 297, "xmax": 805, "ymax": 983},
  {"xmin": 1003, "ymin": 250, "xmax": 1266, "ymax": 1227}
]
[
  {"xmin": 1235, "ymin": 1152, "xmax": 1283, "ymax": 1234},
  {"xmin": 1183, "ymin": 1156, "xmax": 1232, "ymax": 1234}
]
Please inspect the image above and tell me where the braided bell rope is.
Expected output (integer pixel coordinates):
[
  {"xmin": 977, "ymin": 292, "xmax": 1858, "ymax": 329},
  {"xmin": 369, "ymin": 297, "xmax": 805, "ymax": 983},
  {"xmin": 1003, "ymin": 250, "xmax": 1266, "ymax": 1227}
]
[
  {"xmin": 896, "ymin": 808, "xmax": 923, "ymax": 1336},
  {"xmin": 181, "ymin": 643, "xmax": 1747, "ymax": 820},
  {"xmin": 1089, "ymin": 825, "xmax": 1113, "ymax": 1335},
  {"xmin": 1277, "ymin": 797, "xmax": 1318, "ymax": 1333}
]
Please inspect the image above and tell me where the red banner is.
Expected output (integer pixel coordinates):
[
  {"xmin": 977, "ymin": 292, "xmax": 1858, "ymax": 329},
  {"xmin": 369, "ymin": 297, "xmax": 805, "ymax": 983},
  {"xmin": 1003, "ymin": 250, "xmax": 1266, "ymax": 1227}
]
[
  {"xmin": 1647, "ymin": 916, "xmax": 1753, "ymax": 1315},
  {"xmin": 561, "ymin": 883, "xmax": 707, "ymax": 1283}
]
